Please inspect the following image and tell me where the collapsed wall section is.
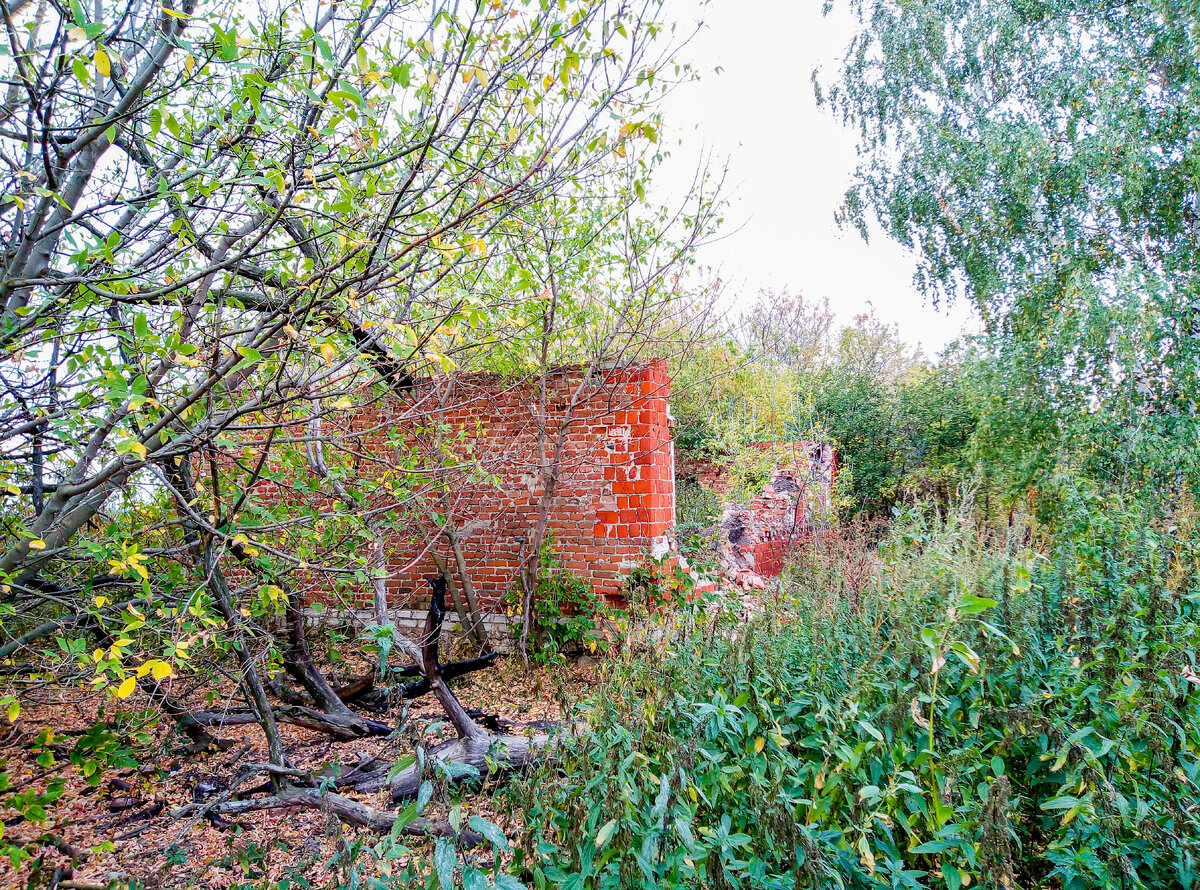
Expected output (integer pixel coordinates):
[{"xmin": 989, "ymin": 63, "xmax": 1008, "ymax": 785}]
[{"xmin": 677, "ymin": 443, "xmax": 835, "ymax": 589}]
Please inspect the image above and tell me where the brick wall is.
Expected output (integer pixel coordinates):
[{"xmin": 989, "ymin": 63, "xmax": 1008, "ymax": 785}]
[
  {"xmin": 239, "ymin": 361, "xmax": 675, "ymax": 612},
  {"xmin": 677, "ymin": 443, "xmax": 835, "ymax": 587}
]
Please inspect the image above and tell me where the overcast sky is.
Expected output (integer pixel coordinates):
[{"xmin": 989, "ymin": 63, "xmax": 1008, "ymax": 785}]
[{"xmin": 651, "ymin": 0, "xmax": 978, "ymax": 354}]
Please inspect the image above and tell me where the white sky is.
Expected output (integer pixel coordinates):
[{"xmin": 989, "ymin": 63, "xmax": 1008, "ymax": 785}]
[{"xmin": 652, "ymin": 0, "xmax": 978, "ymax": 354}]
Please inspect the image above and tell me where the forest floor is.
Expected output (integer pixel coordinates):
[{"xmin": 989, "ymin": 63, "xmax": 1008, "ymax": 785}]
[{"xmin": 0, "ymin": 649, "xmax": 600, "ymax": 889}]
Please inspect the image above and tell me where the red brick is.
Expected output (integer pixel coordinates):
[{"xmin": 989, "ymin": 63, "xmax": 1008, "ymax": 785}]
[{"xmin": 239, "ymin": 362, "xmax": 698, "ymax": 611}]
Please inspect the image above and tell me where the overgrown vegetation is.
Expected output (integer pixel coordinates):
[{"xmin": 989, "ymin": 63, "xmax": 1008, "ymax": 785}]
[
  {"xmin": 3, "ymin": 0, "xmax": 1200, "ymax": 885},
  {"xmin": 508, "ymin": 503, "xmax": 1200, "ymax": 888},
  {"xmin": 504, "ymin": 537, "xmax": 611, "ymax": 665}
]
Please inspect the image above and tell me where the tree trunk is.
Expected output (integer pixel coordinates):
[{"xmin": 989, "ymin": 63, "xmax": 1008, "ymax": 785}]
[
  {"xmin": 445, "ymin": 527, "xmax": 490, "ymax": 650},
  {"xmin": 161, "ymin": 456, "xmax": 287, "ymax": 778},
  {"xmin": 201, "ymin": 542, "xmax": 287, "ymax": 776},
  {"xmin": 428, "ymin": 547, "xmax": 473, "ymax": 641},
  {"xmin": 420, "ymin": 576, "xmax": 484, "ymax": 740},
  {"xmin": 282, "ymin": 587, "xmax": 358, "ymax": 717}
]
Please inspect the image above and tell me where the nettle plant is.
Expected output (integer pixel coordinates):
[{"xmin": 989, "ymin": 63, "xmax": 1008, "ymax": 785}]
[{"xmin": 503, "ymin": 505, "xmax": 1200, "ymax": 889}]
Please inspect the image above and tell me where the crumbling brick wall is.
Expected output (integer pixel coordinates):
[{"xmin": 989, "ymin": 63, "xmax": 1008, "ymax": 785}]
[
  {"xmin": 678, "ymin": 443, "xmax": 835, "ymax": 589},
  {"xmin": 244, "ymin": 361, "xmax": 675, "ymax": 612}
]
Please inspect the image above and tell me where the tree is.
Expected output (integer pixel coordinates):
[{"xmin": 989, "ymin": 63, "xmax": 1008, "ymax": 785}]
[
  {"xmin": 805, "ymin": 309, "xmax": 924, "ymax": 515},
  {"xmin": 0, "ymin": 0, "xmax": 713, "ymax": 854},
  {"xmin": 736, "ymin": 287, "xmax": 833, "ymax": 372},
  {"xmin": 822, "ymin": 0, "xmax": 1200, "ymax": 501}
]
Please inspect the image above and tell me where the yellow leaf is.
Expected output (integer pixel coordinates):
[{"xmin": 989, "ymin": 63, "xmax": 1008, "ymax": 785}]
[
  {"xmin": 28, "ymin": 538, "xmax": 46, "ymax": 551},
  {"xmin": 319, "ymin": 343, "xmax": 336, "ymax": 364},
  {"xmin": 94, "ymin": 49, "xmax": 111, "ymax": 78},
  {"xmin": 507, "ymin": 127, "xmax": 518, "ymax": 144},
  {"xmin": 474, "ymin": 66, "xmax": 487, "ymax": 87},
  {"xmin": 116, "ymin": 676, "xmax": 136, "ymax": 698},
  {"xmin": 6, "ymin": 700, "xmax": 18, "ymax": 722},
  {"xmin": 184, "ymin": 53, "xmax": 195, "ymax": 74},
  {"xmin": 753, "ymin": 736, "xmax": 765, "ymax": 754},
  {"xmin": 859, "ymin": 837, "xmax": 876, "ymax": 873},
  {"xmin": 331, "ymin": 396, "xmax": 353, "ymax": 409},
  {"xmin": 151, "ymin": 661, "xmax": 173, "ymax": 681},
  {"xmin": 161, "ymin": 5, "xmax": 190, "ymax": 18},
  {"xmin": 135, "ymin": 663, "xmax": 152, "ymax": 678}
]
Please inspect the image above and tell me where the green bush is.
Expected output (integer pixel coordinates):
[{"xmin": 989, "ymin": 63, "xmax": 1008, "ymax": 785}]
[
  {"xmin": 505, "ymin": 537, "xmax": 612, "ymax": 664},
  {"xmin": 674, "ymin": 477, "xmax": 720, "ymax": 540},
  {"xmin": 503, "ymin": 503, "xmax": 1200, "ymax": 889}
]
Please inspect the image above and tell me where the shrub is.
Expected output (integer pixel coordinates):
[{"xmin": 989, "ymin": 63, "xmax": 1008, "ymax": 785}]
[{"xmin": 506, "ymin": 537, "xmax": 612, "ymax": 664}]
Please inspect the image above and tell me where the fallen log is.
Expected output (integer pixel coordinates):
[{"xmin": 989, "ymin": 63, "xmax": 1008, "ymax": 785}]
[
  {"xmin": 339, "ymin": 580, "xmax": 553, "ymax": 798},
  {"xmin": 189, "ymin": 705, "xmax": 391, "ymax": 740},
  {"xmin": 395, "ymin": 651, "xmax": 500, "ymax": 699},
  {"xmin": 333, "ymin": 668, "xmax": 377, "ymax": 702},
  {"xmin": 392, "ymin": 651, "xmax": 499, "ymax": 681},
  {"xmin": 170, "ymin": 788, "xmax": 487, "ymax": 847},
  {"xmin": 391, "ymin": 731, "xmax": 549, "ymax": 800},
  {"xmin": 334, "ymin": 728, "xmax": 557, "ymax": 795}
]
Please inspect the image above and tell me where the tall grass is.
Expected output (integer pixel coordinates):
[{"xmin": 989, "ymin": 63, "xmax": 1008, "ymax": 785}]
[{"xmin": 504, "ymin": 501, "xmax": 1200, "ymax": 889}]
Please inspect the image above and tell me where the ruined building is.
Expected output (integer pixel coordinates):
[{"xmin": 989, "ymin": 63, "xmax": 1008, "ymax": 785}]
[{"xmin": 240, "ymin": 360, "xmax": 833, "ymax": 627}]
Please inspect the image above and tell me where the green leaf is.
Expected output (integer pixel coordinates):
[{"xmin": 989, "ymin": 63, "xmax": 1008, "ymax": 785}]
[
  {"xmin": 594, "ymin": 818, "xmax": 618, "ymax": 849},
  {"xmin": 392, "ymin": 801, "xmax": 419, "ymax": 836},
  {"xmin": 958, "ymin": 593, "xmax": 998, "ymax": 615},
  {"xmin": 911, "ymin": 837, "xmax": 953, "ymax": 854},
  {"xmin": 434, "ymin": 836, "xmax": 456, "ymax": 889},
  {"xmin": 467, "ymin": 815, "xmax": 509, "ymax": 853}
]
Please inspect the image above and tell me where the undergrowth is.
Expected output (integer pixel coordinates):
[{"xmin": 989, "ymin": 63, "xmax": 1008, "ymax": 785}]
[{"xmin": 503, "ymin": 498, "xmax": 1200, "ymax": 889}]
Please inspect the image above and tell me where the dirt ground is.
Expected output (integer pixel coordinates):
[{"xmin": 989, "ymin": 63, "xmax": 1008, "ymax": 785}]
[{"xmin": 0, "ymin": 652, "xmax": 600, "ymax": 889}]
